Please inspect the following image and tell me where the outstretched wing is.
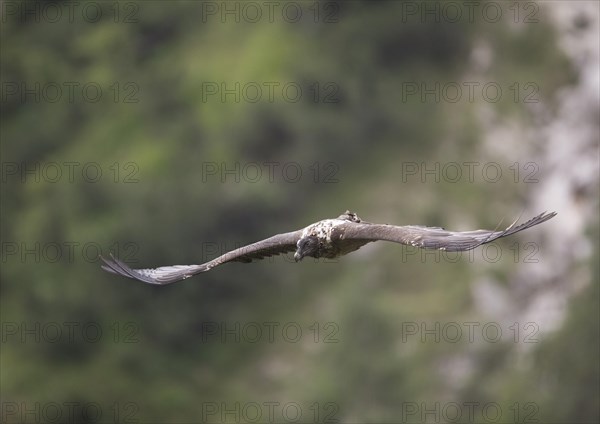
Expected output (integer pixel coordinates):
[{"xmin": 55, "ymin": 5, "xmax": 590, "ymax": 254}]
[
  {"xmin": 100, "ymin": 230, "xmax": 303, "ymax": 285},
  {"xmin": 339, "ymin": 211, "xmax": 556, "ymax": 252}
]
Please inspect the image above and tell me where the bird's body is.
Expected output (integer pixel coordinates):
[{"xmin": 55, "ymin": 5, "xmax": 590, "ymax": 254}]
[
  {"xmin": 296, "ymin": 212, "xmax": 370, "ymax": 260},
  {"xmin": 101, "ymin": 210, "xmax": 556, "ymax": 285}
]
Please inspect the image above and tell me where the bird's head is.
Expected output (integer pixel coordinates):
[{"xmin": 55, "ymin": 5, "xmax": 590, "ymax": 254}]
[
  {"xmin": 337, "ymin": 210, "xmax": 361, "ymax": 222},
  {"xmin": 294, "ymin": 236, "xmax": 320, "ymax": 262}
]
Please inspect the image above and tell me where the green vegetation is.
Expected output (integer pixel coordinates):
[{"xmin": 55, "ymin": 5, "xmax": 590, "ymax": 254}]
[{"xmin": 2, "ymin": 1, "xmax": 597, "ymax": 423}]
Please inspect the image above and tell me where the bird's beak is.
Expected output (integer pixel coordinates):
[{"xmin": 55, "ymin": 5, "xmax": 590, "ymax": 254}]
[{"xmin": 294, "ymin": 252, "xmax": 302, "ymax": 262}]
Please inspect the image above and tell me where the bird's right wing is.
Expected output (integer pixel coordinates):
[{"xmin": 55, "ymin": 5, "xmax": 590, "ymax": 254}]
[
  {"xmin": 339, "ymin": 211, "xmax": 556, "ymax": 252},
  {"xmin": 100, "ymin": 230, "xmax": 303, "ymax": 285}
]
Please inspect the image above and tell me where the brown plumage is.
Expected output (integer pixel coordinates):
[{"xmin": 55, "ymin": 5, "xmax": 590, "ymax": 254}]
[{"xmin": 100, "ymin": 210, "xmax": 556, "ymax": 285}]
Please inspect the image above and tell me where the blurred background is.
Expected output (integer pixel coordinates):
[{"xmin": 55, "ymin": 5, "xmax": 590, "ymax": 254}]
[{"xmin": 2, "ymin": 1, "xmax": 598, "ymax": 423}]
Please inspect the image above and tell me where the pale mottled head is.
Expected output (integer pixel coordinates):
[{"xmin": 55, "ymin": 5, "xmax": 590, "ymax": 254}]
[
  {"xmin": 294, "ymin": 236, "xmax": 320, "ymax": 262},
  {"xmin": 337, "ymin": 210, "xmax": 361, "ymax": 222}
]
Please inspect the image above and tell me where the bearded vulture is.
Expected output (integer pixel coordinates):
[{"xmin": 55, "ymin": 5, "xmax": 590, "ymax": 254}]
[{"xmin": 100, "ymin": 210, "xmax": 556, "ymax": 285}]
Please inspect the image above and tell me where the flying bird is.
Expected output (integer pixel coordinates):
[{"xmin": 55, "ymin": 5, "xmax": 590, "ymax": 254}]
[{"xmin": 100, "ymin": 210, "xmax": 556, "ymax": 285}]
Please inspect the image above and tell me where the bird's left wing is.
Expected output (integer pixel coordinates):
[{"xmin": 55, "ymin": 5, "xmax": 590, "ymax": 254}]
[
  {"xmin": 100, "ymin": 230, "xmax": 303, "ymax": 285},
  {"xmin": 338, "ymin": 211, "xmax": 556, "ymax": 252}
]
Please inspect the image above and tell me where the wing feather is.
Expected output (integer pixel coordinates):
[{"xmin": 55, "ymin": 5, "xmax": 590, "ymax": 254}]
[
  {"xmin": 339, "ymin": 211, "xmax": 556, "ymax": 252},
  {"xmin": 100, "ymin": 230, "xmax": 302, "ymax": 285}
]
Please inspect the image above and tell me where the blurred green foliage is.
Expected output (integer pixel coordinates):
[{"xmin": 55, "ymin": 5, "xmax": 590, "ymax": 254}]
[{"xmin": 1, "ymin": 1, "xmax": 597, "ymax": 423}]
